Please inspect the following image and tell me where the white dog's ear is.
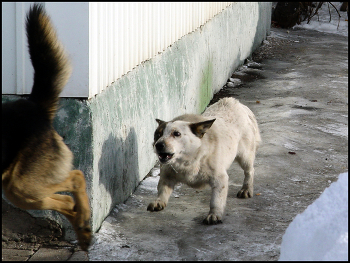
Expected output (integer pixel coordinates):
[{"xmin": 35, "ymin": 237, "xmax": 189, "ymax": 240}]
[
  {"xmin": 190, "ymin": 119, "xmax": 216, "ymax": 138},
  {"xmin": 156, "ymin": 119, "xmax": 166, "ymax": 126}
]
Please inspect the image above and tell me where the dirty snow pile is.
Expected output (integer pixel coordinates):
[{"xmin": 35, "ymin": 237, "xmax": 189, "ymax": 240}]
[
  {"xmin": 279, "ymin": 172, "xmax": 348, "ymax": 261},
  {"xmin": 294, "ymin": 2, "xmax": 348, "ymax": 37}
]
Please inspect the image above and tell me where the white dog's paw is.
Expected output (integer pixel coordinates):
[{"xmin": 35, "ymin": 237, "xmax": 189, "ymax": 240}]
[
  {"xmin": 237, "ymin": 186, "xmax": 253, "ymax": 198},
  {"xmin": 147, "ymin": 200, "xmax": 166, "ymax": 212},
  {"xmin": 203, "ymin": 213, "xmax": 223, "ymax": 225}
]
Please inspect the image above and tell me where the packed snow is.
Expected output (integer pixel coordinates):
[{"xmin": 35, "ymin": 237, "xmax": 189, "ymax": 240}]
[{"xmin": 279, "ymin": 172, "xmax": 348, "ymax": 261}]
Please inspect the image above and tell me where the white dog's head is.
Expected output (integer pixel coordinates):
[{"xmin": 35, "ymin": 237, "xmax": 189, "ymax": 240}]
[{"xmin": 153, "ymin": 118, "xmax": 215, "ymax": 164}]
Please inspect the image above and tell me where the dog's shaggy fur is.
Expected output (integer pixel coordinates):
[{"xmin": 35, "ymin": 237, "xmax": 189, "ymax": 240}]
[
  {"xmin": 2, "ymin": 4, "xmax": 91, "ymax": 250},
  {"xmin": 148, "ymin": 97, "xmax": 261, "ymax": 224}
]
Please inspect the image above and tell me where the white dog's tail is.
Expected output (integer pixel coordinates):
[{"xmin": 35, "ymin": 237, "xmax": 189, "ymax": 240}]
[{"xmin": 247, "ymin": 107, "xmax": 262, "ymax": 147}]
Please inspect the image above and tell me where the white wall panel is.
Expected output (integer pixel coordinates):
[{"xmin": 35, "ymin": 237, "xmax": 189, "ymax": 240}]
[
  {"xmin": 2, "ymin": 2, "xmax": 233, "ymax": 98},
  {"xmin": 89, "ymin": 2, "xmax": 232, "ymax": 97}
]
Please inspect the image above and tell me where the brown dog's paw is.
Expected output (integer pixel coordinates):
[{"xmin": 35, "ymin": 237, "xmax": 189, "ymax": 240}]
[
  {"xmin": 237, "ymin": 188, "xmax": 253, "ymax": 198},
  {"xmin": 147, "ymin": 201, "xmax": 166, "ymax": 212},
  {"xmin": 203, "ymin": 213, "xmax": 223, "ymax": 225},
  {"xmin": 74, "ymin": 203, "xmax": 92, "ymax": 251},
  {"xmin": 75, "ymin": 219, "xmax": 92, "ymax": 251}
]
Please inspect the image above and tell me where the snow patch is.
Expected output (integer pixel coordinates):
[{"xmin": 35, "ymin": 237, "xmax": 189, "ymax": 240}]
[
  {"xmin": 279, "ymin": 172, "xmax": 348, "ymax": 261},
  {"xmin": 294, "ymin": 2, "xmax": 348, "ymax": 37}
]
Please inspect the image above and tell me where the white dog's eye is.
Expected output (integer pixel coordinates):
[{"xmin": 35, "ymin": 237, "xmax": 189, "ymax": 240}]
[
  {"xmin": 173, "ymin": 131, "xmax": 181, "ymax": 137},
  {"xmin": 154, "ymin": 132, "xmax": 161, "ymax": 141}
]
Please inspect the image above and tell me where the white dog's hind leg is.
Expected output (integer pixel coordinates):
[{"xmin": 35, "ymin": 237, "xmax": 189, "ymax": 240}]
[
  {"xmin": 236, "ymin": 141, "xmax": 257, "ymax": 198},
  {"xmin": 204, "ymin": 172, "xmax": 229, "ymax": 224},
  {"xmin": 236, "ymin": 155, "xmax": 255, "ymax": 198},
  {"xmin": 237, "ymin": 168, "xmax": 254, "ymax": 198}
]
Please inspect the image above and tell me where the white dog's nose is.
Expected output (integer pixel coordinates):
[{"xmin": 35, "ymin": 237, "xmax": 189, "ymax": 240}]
[{"xmin": 155, "ymin": 142, "xmax": 165, "ymax": 152}]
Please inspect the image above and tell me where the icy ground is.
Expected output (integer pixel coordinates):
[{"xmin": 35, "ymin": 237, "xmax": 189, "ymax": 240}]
[
  {"xmin": 294, "ymin": 2, "xmax": 348, "ymax": 37},
  {"xmin": 121, "ymin": 169, "xmax": 349, "ymax": 261}
]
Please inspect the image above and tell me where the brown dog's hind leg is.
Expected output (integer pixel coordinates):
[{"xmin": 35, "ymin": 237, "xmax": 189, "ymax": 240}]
[
  {"xmin": 5, "ymin": 169, "xmax": 92, "ymax": 250},
  {"xmin": 43, "ymin": 170, "xmax": 92, "ymax": 251},
  {"xmin": 67, "ymin": 170, "xmax": 92, "ymax": 251},
  {"xmin": 41, "ymin": 194, "xmax": 76, "ymax": 219},
  {"xmin": 20, "ymin": 194, "xmax": 76, "ymax": 219}
]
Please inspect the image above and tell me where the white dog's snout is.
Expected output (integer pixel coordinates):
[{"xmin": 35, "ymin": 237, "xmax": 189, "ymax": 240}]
[{"xmin": 155, "ymin": 141, "xmax": 165, "ymax": 152}]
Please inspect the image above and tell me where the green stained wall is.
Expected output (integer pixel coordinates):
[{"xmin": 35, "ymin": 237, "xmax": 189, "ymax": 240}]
[{"xmin": 199, "ymin": 61, "xmax": 214, "ymax": 113}]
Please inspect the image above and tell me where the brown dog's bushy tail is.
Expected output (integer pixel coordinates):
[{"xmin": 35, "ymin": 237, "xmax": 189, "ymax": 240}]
[{"xmin": 26, "ymin": 3, "xmax": 71, "ymax": 122}]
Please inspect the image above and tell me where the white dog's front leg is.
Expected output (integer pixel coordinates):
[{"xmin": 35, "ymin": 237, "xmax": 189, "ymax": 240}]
[
  {"xmin": 147, "ymin": 175, "xmax": 175, "ymax": 212},
  {"xmin": 204, "ymin": 172, "xmax": 229, "ymax": 224}
]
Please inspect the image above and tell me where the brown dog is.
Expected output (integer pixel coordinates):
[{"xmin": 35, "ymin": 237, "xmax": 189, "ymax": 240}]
[{"xmin": 2, "ymin": 4, "xmax": 91, "ymax": 251}]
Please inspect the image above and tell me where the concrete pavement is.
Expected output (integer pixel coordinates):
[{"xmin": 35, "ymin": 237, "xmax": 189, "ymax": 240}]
[{"xmin": 2, "ymin": 26, "xmax": 348, "ymax": 260}]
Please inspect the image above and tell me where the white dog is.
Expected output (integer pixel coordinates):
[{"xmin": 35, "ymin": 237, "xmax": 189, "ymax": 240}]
[{"xmin": 147, "ymin": 97, "xmax": 261, "ymax": 224}]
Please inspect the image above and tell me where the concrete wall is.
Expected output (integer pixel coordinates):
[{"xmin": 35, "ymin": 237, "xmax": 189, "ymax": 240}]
[{"xmin": 2, "ymin": 3, "xmax": 271, "ymax": 239}]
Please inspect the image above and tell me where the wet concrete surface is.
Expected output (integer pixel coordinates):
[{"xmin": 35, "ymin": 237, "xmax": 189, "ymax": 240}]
[
  {"xmin": 88, "ymin": 27, "xmax": 348, "ymax": 260},
  {"xmin": 2, "ymin": 26, "xmax": 348, "ymax": 260}
]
